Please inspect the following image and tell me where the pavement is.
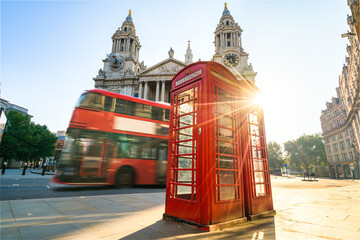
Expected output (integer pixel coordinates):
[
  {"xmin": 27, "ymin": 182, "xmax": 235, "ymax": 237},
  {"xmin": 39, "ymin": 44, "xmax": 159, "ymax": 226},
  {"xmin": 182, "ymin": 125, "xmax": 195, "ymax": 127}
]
[{"xmin": 0, "ymin": 172, "xmax": 359, "ymax": 240}]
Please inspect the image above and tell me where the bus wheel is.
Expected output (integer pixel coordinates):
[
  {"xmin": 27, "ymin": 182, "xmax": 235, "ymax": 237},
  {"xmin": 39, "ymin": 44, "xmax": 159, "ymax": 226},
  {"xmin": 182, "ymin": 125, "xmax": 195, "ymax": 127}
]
[{"xmin": 116, "ymin": 167, "xmax": 134, "ymax": 188}]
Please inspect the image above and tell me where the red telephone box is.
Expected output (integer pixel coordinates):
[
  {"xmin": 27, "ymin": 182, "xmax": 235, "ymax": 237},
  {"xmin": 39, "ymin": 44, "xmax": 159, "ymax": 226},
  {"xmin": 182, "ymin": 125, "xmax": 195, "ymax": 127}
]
[{"xmin": 164, "ymin": 61, "xmax": 275, "ymax": 231}]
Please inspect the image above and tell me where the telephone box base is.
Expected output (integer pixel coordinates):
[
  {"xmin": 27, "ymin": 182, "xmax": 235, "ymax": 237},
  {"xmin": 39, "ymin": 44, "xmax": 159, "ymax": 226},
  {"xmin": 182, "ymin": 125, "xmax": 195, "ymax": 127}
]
[
  {"xmin": 247, "ymin": 210, "xmax": 276, "ymax": 221},
  {"xmin": 163, "ymin": 213, "xmax": 247, "ymax": 232}
]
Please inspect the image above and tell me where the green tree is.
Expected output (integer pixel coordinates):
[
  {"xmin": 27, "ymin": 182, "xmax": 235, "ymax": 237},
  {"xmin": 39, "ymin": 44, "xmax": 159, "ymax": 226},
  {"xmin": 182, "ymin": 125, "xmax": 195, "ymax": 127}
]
[
  {"xmin": 0, "ymin": 110, "xmax": 57, "ymax": 164},
  {"xmin": 0, "ymin": 110, "xmax": 32, "ymax": 162},
  {"xmin": 284, "ymin": 133, "xmax": 327, "ymax": 175},
  {"xmin": 267, "ymin": 141, "xmax": 286, "ymax": 171}
]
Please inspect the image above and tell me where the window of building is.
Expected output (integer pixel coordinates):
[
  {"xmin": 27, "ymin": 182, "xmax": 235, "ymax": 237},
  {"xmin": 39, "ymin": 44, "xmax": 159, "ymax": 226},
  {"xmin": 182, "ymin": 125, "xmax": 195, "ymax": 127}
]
[
  {"xmin": 349, "ymin": 151, "xmax": 353, "ymax": 161},
  {"xmin": 340, "ymin": 141, "xmax": 345, "ymax": 151},
  {"xmin": 346, "ymin": 139, "xmax": 351, "ymax": 148},
  {"xmin": 331, "ymin": 135, "xmax": 336, "ymax": 141},
  {"xmin": 333, "ymin": 143, "xmax": 338, "ymax": 152},
  {"xmin": 326, "ymin": 145, "xmax": 331, "ymax": 153},
  {"xmin": 342, "ymin": 153, "xmax": 347, "ymax": 162}
]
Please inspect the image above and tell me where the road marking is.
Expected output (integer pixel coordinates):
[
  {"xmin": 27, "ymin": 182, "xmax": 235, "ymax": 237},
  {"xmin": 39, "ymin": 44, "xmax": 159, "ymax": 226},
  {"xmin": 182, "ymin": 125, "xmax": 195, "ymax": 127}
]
[
  {"xmin": 46, "ymin": 185, "xmax": 50, "ymax": 189},
  {"xmin": 12, "ymin": 184, "xmax": 19, "ymax": 186}
]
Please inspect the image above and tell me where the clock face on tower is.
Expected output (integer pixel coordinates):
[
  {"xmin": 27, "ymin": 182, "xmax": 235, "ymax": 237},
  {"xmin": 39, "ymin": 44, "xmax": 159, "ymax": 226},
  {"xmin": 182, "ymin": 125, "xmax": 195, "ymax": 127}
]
[
  {"xmin": 107, "ymin": 53, "xmax": 124, "ymax": 70},
  {"xmin": 224, "ymin": 53, "xmax": 240, "ymax": 67}
]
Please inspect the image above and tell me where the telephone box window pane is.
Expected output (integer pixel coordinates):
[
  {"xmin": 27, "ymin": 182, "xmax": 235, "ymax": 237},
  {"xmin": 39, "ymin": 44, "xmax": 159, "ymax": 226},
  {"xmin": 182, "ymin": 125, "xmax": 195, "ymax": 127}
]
[
  {"xmin": 193, "ymin": 187, "xmax": 196, "ymax": 201},
  {"xmin": 251, "ymin": 136, "xmax": 261, "ymax": 147},
  {"xmin": 217, "ymin": 103, "xmax": 232, "ymax": 115},
  {"xmin": 218, "ymin": 88, "xmax": 232, "ymax": 102},
  {"xmin": 252, "ymin": 148, "xmax": 262, "ymax": 158},
  {"xmin": 177, "ymin": 156, "xmax": 192, "ymax": 168},
  {"xmin": 178, "ymin": 101, "xmax": 193, "ymax": 115},
  {"xmin": 249, "ymin": 113, "xmax": 258, "ymax": 124},
  {"xmin": 218, "ymin": 127, "xmax": 233, "ymax": 142},
  {"xmin": 176, "ymin": 185, "xmax": 192, "ymax": 200},
  {"xmin": 219, "ymin": 155, "xmax": 234, "ymax": 169},
  {"xmin": 219, "ymin": 171, "xmax": 236, "ymax": 184},
  {"xmin": 253, "ymin": 160, "xmax": 264, "ymax": 171},
  {"xmin": 178, "ymin": 113, "xmax": 193, "ymax": 127},
  {"xmin": 177, "ymin": 170, "xmax": 192, "ymax": 182},
  {"xmin": 178, "ymin": 143, "xmax": 193, "ymax": 154},
  {"xmin": 179, "ymin": 127, "xmax": 193, "ymax": 136},
  {"xmin": 254, "ymin": 172, "xmax": 265, "ymax": 183},
  {"xmin": 219, "ymin": 141, "xmax": 234, "ymax": 155},
  {"xmin": 177, "ymin": 89, "xmax": 194, "ymax": 104},
  {"xmin": 219, "ymin": 115, "xmax": 233, "ymax": 127},
  {"xmin": 219, "ymin": 186, "xmax": 235, "ymax": 200},
  {"xmin": 250, "ymin": 124, "xmax": 260, "ymax": 135},
  {"xmin": 255, "ymin": 184, "xmax": 265, "ymax": 197}
]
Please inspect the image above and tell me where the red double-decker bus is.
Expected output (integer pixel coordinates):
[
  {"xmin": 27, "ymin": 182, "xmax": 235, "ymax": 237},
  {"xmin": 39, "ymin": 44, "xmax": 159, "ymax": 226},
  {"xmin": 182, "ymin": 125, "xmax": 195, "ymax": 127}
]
[{"xmin": 52, "ymin": 89, "xmax": 170, "ymax": 187}]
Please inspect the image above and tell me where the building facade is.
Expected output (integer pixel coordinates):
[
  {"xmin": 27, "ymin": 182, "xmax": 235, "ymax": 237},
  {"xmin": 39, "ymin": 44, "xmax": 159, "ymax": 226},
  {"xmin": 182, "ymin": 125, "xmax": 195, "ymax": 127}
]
[
  {"xmin": 320, "ymin": 0, "xmax": 360, "ymax": 179},
  {"xmin": 320, "ymin": 91, "xmax": 356, "ymax": 178},
  {"xmin": 93, "ymin": 4, "xmax": 257, "ymax": 103}
]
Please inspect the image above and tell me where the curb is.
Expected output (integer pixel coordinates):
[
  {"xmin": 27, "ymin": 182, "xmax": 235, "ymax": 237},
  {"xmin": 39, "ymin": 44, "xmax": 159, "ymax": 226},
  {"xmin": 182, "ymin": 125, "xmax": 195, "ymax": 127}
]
[{"xmin": 30, "ymin": 170, "xmax": 55, "ymax": 176}]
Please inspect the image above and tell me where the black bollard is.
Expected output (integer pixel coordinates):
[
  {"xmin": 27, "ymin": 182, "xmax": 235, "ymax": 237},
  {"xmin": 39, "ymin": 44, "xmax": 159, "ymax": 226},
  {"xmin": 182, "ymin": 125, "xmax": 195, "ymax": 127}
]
[
  {"xmin": 41, "ymin": 164, "xmax": 46, "ymax": 175},
  {"xmin": 22, "ymin": 163, "xmax": 28, "ymax": 175}
]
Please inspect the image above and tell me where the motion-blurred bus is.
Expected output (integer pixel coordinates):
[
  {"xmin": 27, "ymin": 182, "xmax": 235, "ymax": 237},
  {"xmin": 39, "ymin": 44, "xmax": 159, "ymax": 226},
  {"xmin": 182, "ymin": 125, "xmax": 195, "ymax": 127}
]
[{"xmin": 52, "ymin": 89, "xmax": 170, "ymax": 187}]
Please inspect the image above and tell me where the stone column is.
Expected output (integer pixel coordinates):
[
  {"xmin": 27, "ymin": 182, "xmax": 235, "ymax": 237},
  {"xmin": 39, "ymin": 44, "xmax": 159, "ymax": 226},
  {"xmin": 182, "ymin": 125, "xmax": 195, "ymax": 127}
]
[
  {"xmin": 138, "ymin": 82, "xmax": 143, "ymax": 98},
  {"xmin": 144, "ymin": 81, "xmax": 149, "ymax": 100},
  {"xmin": 155, "ymin": 80, "xmax": 160, "ymax": 101},
  {"xmin": 161, "ymin": 80, "xmax": 166, "ymax": 102}
]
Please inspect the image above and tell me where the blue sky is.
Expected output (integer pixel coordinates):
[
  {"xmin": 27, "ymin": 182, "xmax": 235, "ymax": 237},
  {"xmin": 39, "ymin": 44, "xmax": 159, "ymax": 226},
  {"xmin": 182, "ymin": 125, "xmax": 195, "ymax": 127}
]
[{"xmin": 1, "ymin": 0, "xmax": 350, "ymax": 144}]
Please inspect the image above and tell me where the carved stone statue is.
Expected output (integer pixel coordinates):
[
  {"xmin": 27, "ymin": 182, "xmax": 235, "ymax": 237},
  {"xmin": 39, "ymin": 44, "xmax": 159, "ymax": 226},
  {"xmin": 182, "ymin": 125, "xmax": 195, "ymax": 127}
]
[{"xmin": 168, "ymin": 48, "xmax": 174, "ymax": 58}]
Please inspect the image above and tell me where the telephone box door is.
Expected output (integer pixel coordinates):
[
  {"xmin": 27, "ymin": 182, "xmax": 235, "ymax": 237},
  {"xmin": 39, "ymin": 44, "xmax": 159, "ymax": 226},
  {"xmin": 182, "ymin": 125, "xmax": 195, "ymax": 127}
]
[
  {"xmin": 166, "ymin": 83, "xmax": 201, "ymax": 223},
  {"xmin": 209, "ymin": 82, "xmax": 245, "ymax": 223}
]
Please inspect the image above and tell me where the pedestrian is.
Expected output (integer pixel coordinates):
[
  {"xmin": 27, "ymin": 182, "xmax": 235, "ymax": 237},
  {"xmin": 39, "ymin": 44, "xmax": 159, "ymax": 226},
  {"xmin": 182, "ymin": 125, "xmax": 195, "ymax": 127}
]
[
  {"xmin": 41, "ymin": 163, "xmax": 47, "ymax": 176},
  {"xmin": 22, "ymin": 162, "xmax": 28, "ymax": 175},
  {"xmin": 1, "ymin": 161, "xmax": 7, "ymax": 175}
]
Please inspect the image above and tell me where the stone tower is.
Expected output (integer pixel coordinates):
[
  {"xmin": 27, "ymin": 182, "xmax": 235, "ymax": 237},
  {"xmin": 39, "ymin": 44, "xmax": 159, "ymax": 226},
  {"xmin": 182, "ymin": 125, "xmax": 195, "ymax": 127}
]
[
  {"xmin": 212, "ymin": 3, "xmax": 257, "ymax": 82},
  {"xmin": 185, "ymin": 40, "xmax": 193, "ymax": 65},
  {"xmin": 93, "ymin": 10, "xmax": 144, "ymax": 95}
]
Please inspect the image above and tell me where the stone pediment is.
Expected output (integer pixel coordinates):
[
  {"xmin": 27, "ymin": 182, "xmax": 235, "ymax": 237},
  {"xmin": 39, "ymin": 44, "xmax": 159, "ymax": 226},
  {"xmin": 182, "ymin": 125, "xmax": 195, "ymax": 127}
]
[{"xmin": 140, "ymin": 58, "xmax": 186, "ymax": 76}]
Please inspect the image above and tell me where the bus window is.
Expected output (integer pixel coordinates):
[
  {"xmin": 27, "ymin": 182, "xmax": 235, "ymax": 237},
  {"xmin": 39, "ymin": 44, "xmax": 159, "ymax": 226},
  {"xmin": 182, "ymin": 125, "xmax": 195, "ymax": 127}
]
[
  {"xmin": 104, "ymin": 96, "xmax": 114, "ymax": 112},
  {"xmin": 135, "ymin": 103, "xmax": 152, "ymax": 119},
  {"xmin": 115, "ymin": 99, "xmax": 127, "ymax": 114},
  {"xmin": 76, "ymin": 93, "xmax": 105, "ymax": 110}
]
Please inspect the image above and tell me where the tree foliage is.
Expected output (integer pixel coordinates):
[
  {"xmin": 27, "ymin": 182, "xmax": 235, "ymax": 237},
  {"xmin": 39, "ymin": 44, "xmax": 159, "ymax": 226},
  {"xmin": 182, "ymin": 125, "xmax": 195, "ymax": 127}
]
[
  {"xmin": 267, "ymin": 141, "xmax": 286, "ymax": 170},
  {"xmin": 284, "ymin": 133, "xmax": 327, "ymax": 174},
  {"xmin": 0, "ymin": 110, "xmax": 57, "ymax": 162}
]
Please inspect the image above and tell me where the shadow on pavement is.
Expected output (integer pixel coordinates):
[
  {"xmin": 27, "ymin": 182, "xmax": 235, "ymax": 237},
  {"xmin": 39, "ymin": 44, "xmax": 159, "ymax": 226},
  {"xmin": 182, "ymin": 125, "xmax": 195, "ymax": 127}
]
[{"xmin": 120, "ymin": 216, "xmax": 276, "ymax": 240}]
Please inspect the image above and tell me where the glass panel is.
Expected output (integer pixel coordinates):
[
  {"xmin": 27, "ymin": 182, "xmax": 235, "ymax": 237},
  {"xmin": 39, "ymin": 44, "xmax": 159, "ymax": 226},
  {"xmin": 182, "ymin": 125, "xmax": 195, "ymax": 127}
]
[
  {"xmin": 253, "ymin": 160, "xmax": 264, "ymax": 171},
  {"xmin": 178, "ymin": 101, "xmax": 193, "ymax": 115},
  {"xmin": 177, "ymin": 156, "xmax": 192, "ymax": 168},
  {"xmin": 177, "ymin": 89, "xmax": 194, "ymax": 104},
  {"xmin": 219, "ymin": 171, "xmax": 236, "ymax": 184},
  {"xmin": 177, "ymin": 170, "xmax": 192, "ymax": 182},
  {"xmin": 179, "ymin": 127, "xmax": 193, "ymax": 136},
  {"xmin": 255, "ymin": 184, "xmax": 265, "ymax": 197},
  {"xmin": 218, "ymin": 88, "xmax": 232, "ymax": 102},
  {"xmin": 254, "ymin": 172, "xmax": 265, "ymax": 183},
  {"xmin": 249, "ymin": 113, "xmax": 258, "ymax": 124},
  {"xmin": 219, "ymin": 155, "xmax": 234, "ymax": 169},
  {"xmin": 219, "ymin": 114, "xmax": 233, "ymax": 127},
  {"xmin": 252, "ymin": 148, "xmax": 262, "ymax": 158},
  {"xmin": 178, "ymin": 142, "xmax": 193, "ymax": 154},
  {"xmin": 219, "ymin": 186, "xmax": 235, "ymax": 200},
  {"xmin": 251, "ymin": 136, "xmax": 261, "ymax": 147},
  {"xmin": 219, "ymin": 141, "xmax": 234, "ymax": 155},
  {"xmin": 250, "ymin": 124, "xmax": 259, "ymax": 136},
  {"xmin": 176, "ymin": 185, "xmax": 192, "ymax": 200},
  {"xmin": 218, "ymin": 127, "xmax": 233, "ymax": 141},
  {"xmin": 193, "ymin": 187, "xmax": 196, "ymax": 201},
  {"xmin": 178, "ymin": 132, "xmax": 192, "ymax": 141},
  {"xmin": 178, "ymin": 113, "xmax": 193, "ymax": 127},
  {"xmin": 217, "ymin": 103, "xmax": 232, "ymax": 115}
]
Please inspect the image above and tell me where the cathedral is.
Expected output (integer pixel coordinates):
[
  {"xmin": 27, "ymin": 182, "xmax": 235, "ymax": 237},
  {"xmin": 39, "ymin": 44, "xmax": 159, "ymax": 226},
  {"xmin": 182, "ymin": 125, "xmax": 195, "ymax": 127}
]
[{"xmin": 93, "ymin": 3, "xmax": 257, "ymax": 103}]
